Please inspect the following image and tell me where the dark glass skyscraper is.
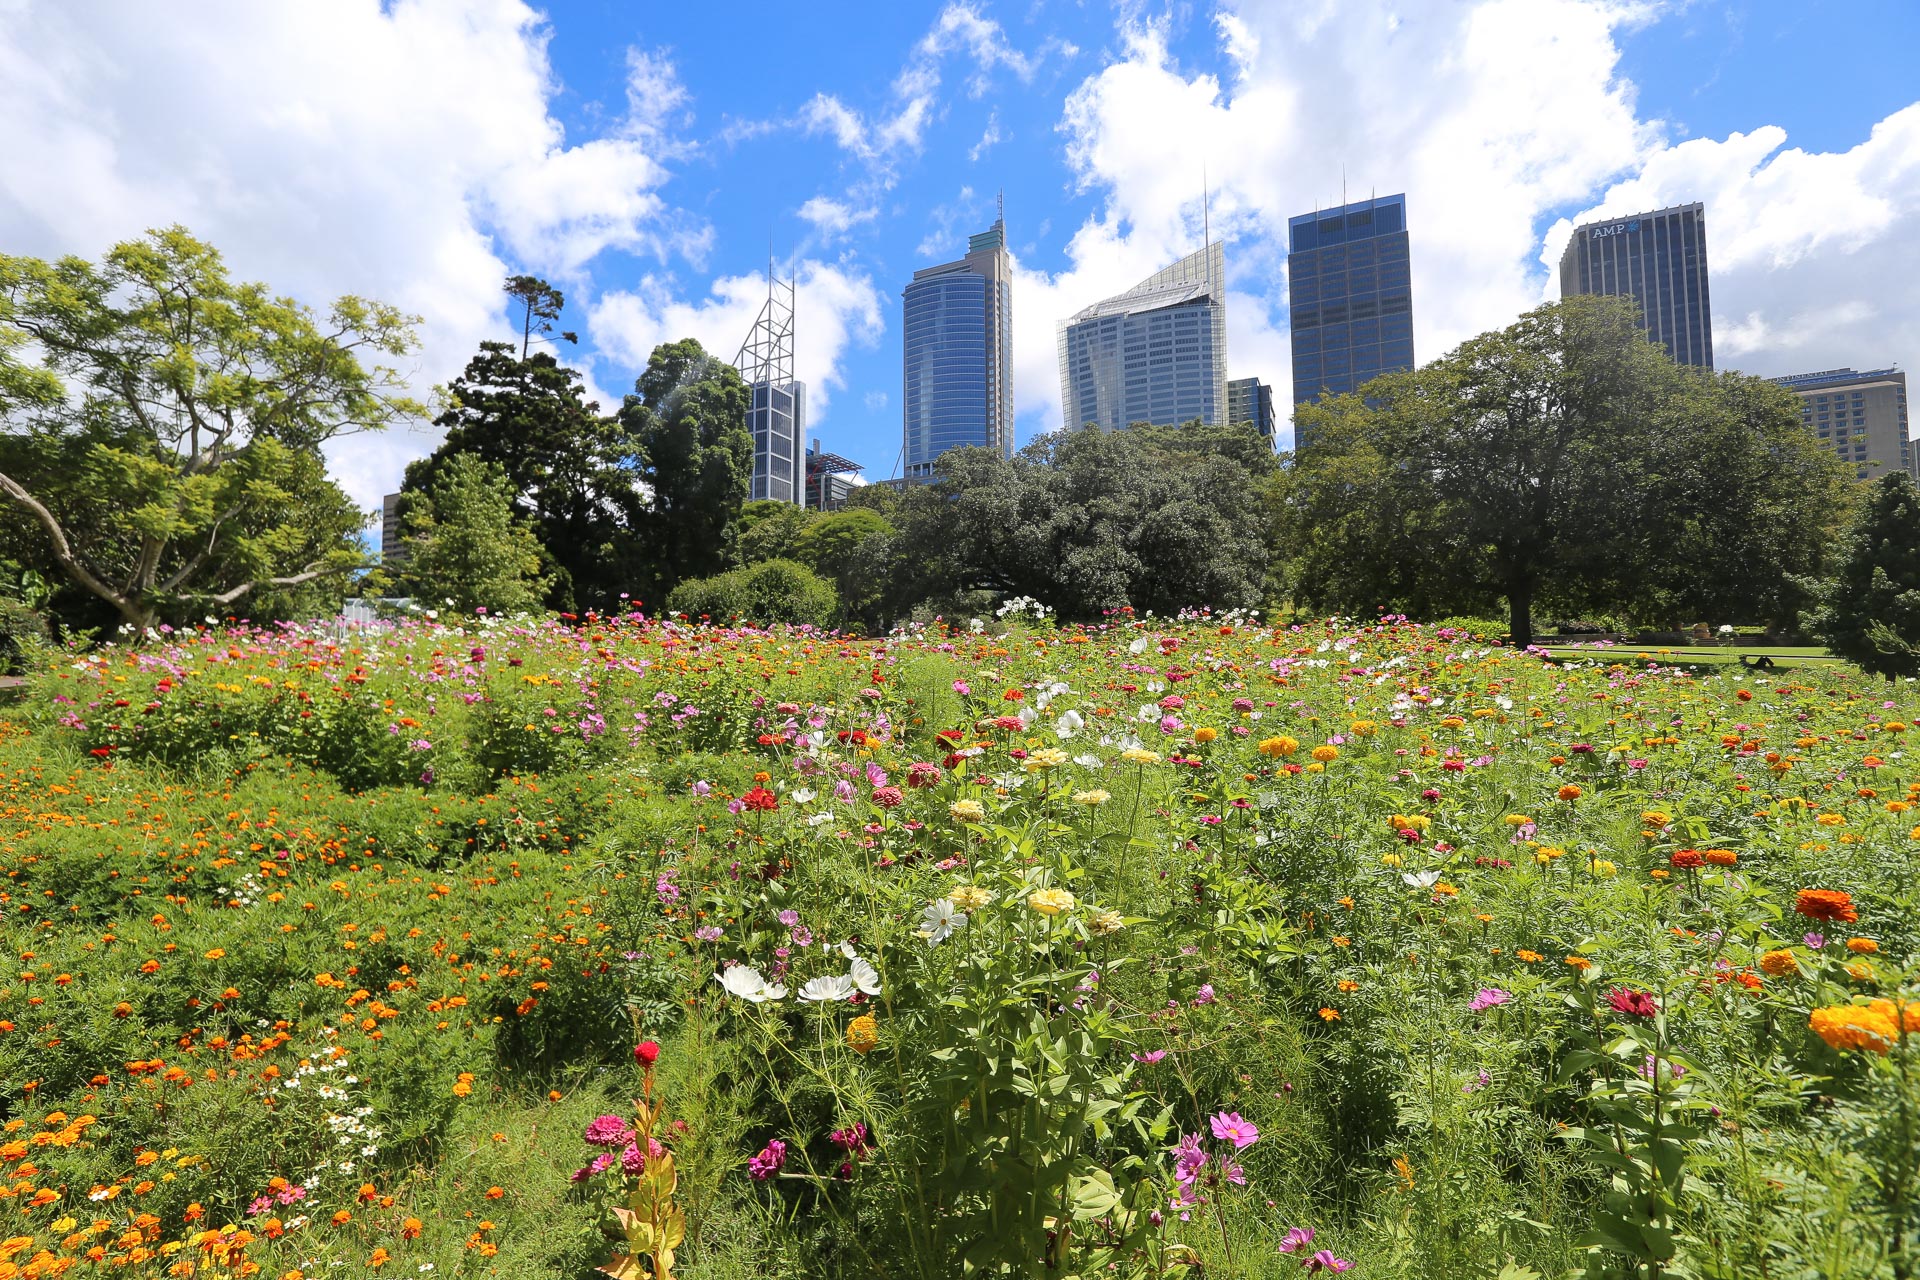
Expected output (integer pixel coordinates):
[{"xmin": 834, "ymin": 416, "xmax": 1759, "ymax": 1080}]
[
  {"xmin": 1227, "ymin": 376, "xmax": 1275, "ymax": 447},
  {"xmin": 1558, "ymin": 202, "xmax": 1713, "ymax": 368},
  {"xmin": 902, "ymin": 219, "xmax": 1013, "ymax": 478},
  {"xmin": 1287, "ymin": 194, "xmax": 1415, "ymax": 410}
]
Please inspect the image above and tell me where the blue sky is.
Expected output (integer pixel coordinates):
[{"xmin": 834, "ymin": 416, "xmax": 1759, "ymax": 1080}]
[{"xmin": 3, "ymin": 0, "xmax": 1919, "ymax": 507}]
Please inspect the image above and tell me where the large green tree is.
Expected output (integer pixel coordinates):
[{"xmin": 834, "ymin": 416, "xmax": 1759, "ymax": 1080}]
[
  {"xmin": 617, "ymin": 338, "xmax": 751, "ymax": 604},
  {"xmin": 400, "ymin": 454, "xmax": 550, "ymax": 617},
  {"xmin": 1285, "ymin": 296, "xmax": 1849, "ymax": 646},
  {"xmin": 403, "ymin": 341, "xmax": 642, "ymax": 611},
  {"xmin": 1804, "ymin": 471, "xmax": 1920, "ymax": 679},
  {"xmin": 0, "ymin": 227, "xmax": 424, "ymax": 632}
]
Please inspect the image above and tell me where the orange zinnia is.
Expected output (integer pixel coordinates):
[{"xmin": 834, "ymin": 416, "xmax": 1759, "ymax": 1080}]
[{"xmin": 1795, "ymin": 889, "xmax": 1859, "ymax": 923}]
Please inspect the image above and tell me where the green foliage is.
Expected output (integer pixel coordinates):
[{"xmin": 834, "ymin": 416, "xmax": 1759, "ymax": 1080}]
[
  {"xmin": 734, "ymin": 500, "xmax": 818, "ymax": 566},
  {"xmin": 620, "ymin": 339, "xmax": 753, "ymax": 603},
  {"xmin": 0, "ymin": 225, "xmax": 426, "ymax": 631},
  {"xmin": 666, "ymin": 558, "xmax": 837, "ymax": 628},
  {"xmin": 1804, "ymin": 471, "xmax": 1920, "ymax": 679},
  {"xmin": 403, "ymin": 339, "xmax": 642, "ymax": 611},
  {"xmin": 400, "ymin": 454, "xmax": 551, "ymax": 618},
  {"xmin": 1285, "ymin": 296, "xmax": 1852, "ymax": 647}
]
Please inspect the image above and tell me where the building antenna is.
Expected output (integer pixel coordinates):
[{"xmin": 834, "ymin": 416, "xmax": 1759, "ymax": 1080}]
[
  {"xmin": 1341, "ymin": 164, "xmax": 1347, "ymax": 211},
  {"xmin": 997, "ymin": 187, "xmax": 1004, "ymax": 228},
  {"xmin": 1202, "ymin": 163, "xmax": 1213, "ymax": 294}
]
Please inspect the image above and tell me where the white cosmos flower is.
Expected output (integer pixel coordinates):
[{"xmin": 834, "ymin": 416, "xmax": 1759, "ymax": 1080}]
[
  {"xmin": 1054, "ymin": 710, "xmax": 1085, "ymax": 739},
  {"xmin": 1129, "ymin": 636, "xmax": 1149, "ymax": 655},
  {"xmin": 806, "ymin": 812, "xmax": 833, "ymax": 828},
  {"xmin": 1073, "ymin": 752, "xmax": 1104, "ymax": 770},
  {"xmin": 849, "ymin": 957, "xmax": 881, "ymax": 995},
  {"xmin": 917, "ymin": 899, "xmax": 966, "ymax": 945},
  {"xmin": 716, "ymin": 964, "xmax": 787, "ymax": 1003},
  {"xmin": 1401, "ymin": 871, "xmax": 1442, "ymax": 890},
  {"xmin": 791, "ymin": 788, "xmax": 816, "ymax": 804},
  {"xmin": 798, "ymin": 973, "xmax": 855, "ymax": 1003}
]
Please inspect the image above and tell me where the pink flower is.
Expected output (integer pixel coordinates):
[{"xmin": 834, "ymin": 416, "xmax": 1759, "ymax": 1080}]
[
  {"xmin": 871, "ymin": 785, "xmax": 905, "ymax": 809},
  {"xmin": 1466, "ymin": 988, "xmax": 1511, "ymax": 1013},
  {"xmin": 1209, "ymin": 1111, "xmax": 1259, "ymax": 1149},
  {"xmin": 1304, "ymin": 1250, "xmax": 1354, "ymax": 1272},
  {"xmin": 1279, "ymin": 1226, "xmax": 1315, "ymax": 1254},
  {"xmin": 748, "ymin": 1139, "xmax": 787, "ymax": 1181},
  {"xmin": 1131, "ymin": 1050, "xmax": 1167, "ymax": 1064},
  {"xmin": 583, "ymin": 1114, "xmax": 634, "ymax": 1148},
  {"xmin": 1606, "ymin": 987, "xmax": 1659, "ymax": 1019}
]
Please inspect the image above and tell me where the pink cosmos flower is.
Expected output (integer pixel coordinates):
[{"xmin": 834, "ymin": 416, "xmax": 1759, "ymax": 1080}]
[{"xmin": 1209, "ymin": 1111, "xmax": 1259, "ymax": 1149}]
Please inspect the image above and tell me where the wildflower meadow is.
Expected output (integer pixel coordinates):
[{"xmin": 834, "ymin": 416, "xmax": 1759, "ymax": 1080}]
[{"xmin": 1, "ymin": 612, "xmax": 1917, "ymax": 1279}]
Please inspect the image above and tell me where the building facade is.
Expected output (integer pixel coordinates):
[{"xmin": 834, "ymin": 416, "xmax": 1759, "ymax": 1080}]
[
  {"xmin": 735, "ymin": 268, "xmax": 806, "ymax": 503},
  {"xmin": 1058, "ymin": 242, "xmax": 1228, "ymax": 433},
  {"xmin": 1287, "ymin": 194, "xmax": 1415, "ymax": 413},
  {"xmin": 1227, "ymin": 376, "xmax": 1276, "ymax": 447},
  {"xmin": 1558, "ymin": 202, "xmax": 1714, "ymax": 368},
  {"xmin": 380, "ymin": 493, "xmax": 405, "ymax": 564},
  {"xmin": 902, "ymin": 219, "xmax": 1013, "ymax": 478},
  {"xmin": 1773, "ymin": 367, "xmax": 1912, "ymax": 482}
]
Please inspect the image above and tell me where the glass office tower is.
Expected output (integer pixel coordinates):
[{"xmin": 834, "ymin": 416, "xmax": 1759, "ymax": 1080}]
[
  {"xmin": 1558, "ymin": 202, "xmax": 1714, "ymax": 368},
  {"xmin": 902, "ymin": 219, "xmax": 1013, "ymax": 478},
  {"xmin": 1287, "ymin": 193, "xmax": 1415, "ymax": 412},
  {"xmin": 1057, "ymin": 242, "xmax": 1228, "ymax": 432},
  {"xmin": 1227, "ymin": 376, "xmax": 1276, "ymax": 447}
]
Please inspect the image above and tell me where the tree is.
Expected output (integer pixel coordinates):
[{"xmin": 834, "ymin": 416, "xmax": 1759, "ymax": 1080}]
[
  {"xmin": 504, "ymin": 275, "xmax": 575, "ymax": 359},
  {"xmin": 1285, "ymin": 296, "xmax": 1849, "ymax": 647},
  {"xmin": 1804, "ymin": 471, "xmax": 1920, "ymax": 679},
  {"xmin": 793, "ymin": 508, "xmax": 895, "ymax": 630},
  {"xmin": 404, "ymin": 341, "xmax": 642, "ymax": 610},
  {"xmin": 400, "ymin": 454, "xmax": 549, "ymax": 616},
  {"xmin": 734, "ymin": 500, "xmax": 817, "ymax": 565},
  {"xmin": 0, "ymin": 227, "xmax": 424, "ymax": 632},
  {"xmin": 666, "ymin": 558, "xmax": 837, "ymax": 629},
  {"xmin": 617, "ymin": 339, "xmax": 752, "ymax": 601}
]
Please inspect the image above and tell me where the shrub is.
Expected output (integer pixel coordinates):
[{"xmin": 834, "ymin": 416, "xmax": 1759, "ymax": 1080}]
[{"xmin": 666, "ymin": 558, "xmax": 837, "ymax": 628}]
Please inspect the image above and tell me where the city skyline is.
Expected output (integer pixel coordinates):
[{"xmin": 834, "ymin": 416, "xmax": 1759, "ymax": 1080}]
[
  {"xmin": 1057, "ymin": 242, "xmax": 1228, "ymax": 436},
  {"xmin": 5, "ymin": 3, "xmax": 1917, "ymax": 508}
]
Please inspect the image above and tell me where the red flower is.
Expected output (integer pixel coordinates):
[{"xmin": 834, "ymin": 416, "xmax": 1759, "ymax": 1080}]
[
  {"xmin": 741, "ymin": 786, "xmax": 780, "ymax": 813},
  {"xmin": 1669, "ymin": 850, "xmax": 1703, "ymax": 870},
  {"xmin": 634, "ymin": 1040, "xmax": 660, "ymax": 1066},
  {"xmin": 1794, "ymin": 889, "xmax": 1858, "ymax": 923},
  {"xmin": 1606, "ymin": 988, "xmax": 1660, "ymax": 1019}
]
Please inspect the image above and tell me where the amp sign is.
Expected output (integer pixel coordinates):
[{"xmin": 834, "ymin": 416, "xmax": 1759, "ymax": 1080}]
[{"xmin": 1590, "ymin": 220, "xmax": 1641, "ymax": 239}]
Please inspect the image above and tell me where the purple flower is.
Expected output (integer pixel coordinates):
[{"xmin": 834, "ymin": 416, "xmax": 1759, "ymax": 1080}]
[
  {"xmin": 1173, "ymin": 1132, "xmax": 1207, "ymax": 1187},
  {"xmin": 1467, "ymin": 988, "xmax": 1511, "ymax": 1013},
  {"xmin": 748, "ymin": 1139, "xmax": 787, "ymax": 1181},
  {"xmin": 1279, "ymin": 1226, "xmax": 1316, "ymax": 1254},
  {"xmin": 1132, "ymin": 1050, "xmax": 1167, "ymax": 1065},
  {"xmin": 694, "ymin": 925, "xmax": 724, "ymax": 942},
  {"xmin": 1209, "ymin": 1111, "xmax": 1259, "ymax": 1149},
  {"xmin": 1804, "ymin": 932, "xmax": 1826, "ymax": 949},
  {"xmin": 778, "ymin": 909, "xmax": 800, "ymax": 927},
  {"xmin": 1304, "ymin": 1250, "xmax": 1354, "ymax": 1273},
  {"xmin": 1192, "ymin": 984, "xmax": 1216, "ymax": 1007}
]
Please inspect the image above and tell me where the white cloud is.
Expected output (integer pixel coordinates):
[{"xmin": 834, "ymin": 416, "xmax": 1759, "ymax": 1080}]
[
  {"xmin": 590, "ymin": 260, "xmax": 885, "ymax": 427},
  {"xmin": 970, "ymin": 110, "xmax": 1004, "ymax": 162},
  {"xmin": 798, "ymin": 196, "xmax": 878, "ymax": 236},
  {"xmin": 0, "ymin": 0, "xmax": 698, "ymax": 509}
]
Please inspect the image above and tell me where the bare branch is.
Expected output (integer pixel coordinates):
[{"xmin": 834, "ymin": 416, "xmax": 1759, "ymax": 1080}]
[
  {"xmin": 201, "ymin": 559, "xmax": 353, "ymax": 607},
  {"xmin": 0, "ymin": 465, "xmax": 138, "ymax": 623}
]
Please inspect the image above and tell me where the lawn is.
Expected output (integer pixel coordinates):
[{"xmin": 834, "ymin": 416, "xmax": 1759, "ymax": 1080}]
[{"xmin": 1, "ymin": 615, "xmax": 1916, "ymax": 1279}]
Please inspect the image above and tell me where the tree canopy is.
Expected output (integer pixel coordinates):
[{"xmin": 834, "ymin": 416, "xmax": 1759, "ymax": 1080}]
[
  {"xmin": 1284, "ymin": 296, "xmax": 1850, "ymax": 646},
  {"xmin": 400, "ymin": 453, "xmax": 550, "ymax": 617},
  {"xmin": 0, "ymin": 226, "xmax": 424, "ymax": 631},
  {"xmin": 1804, "ymin": 470, "xmax": 1920, "ymax": 679}
]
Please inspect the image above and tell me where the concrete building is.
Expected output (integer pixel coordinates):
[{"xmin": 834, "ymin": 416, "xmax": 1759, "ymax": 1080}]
[
  {"xmin": 805, "ymin": 441, "xmax": 863, "ymax": 511},
  {"xmin": 903, "ymin": 218, "xmax": 1013, "ymax": 478},
  {"xmin": 1559, "ymin": 202, "xmax": 1714, "ymax": 369},
  {"xmin": 1287, "ymin": 194, "xmax": 1415, "ymax": 413},
  {"xmin": 1773, "ymin": 367, "xmax": 1912, "ymax": 482},
  {"xmin": 1058, "ymin": 242, "xmax": 1228, "ymax": 433},
  {"xmin": 380, "ymin": 493, "xmax": 406, "ymax": 564},
  {"xmin": 1227, "ymin": 377, "xmax": 1276, "ymax": 448}
]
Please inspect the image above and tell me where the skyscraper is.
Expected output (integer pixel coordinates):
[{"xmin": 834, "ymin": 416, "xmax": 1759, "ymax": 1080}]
[
  {"xmin": 1774, "ymin": 367, "xmax": 1911, "ymax": 482},
  {"xmin": 1227, "ymin": 377, "xmax": 1276, "ymax": 447},
  {"xmin": 902, "ymin": 218, "xmax": 1013, "ymax": 478},
  {"xmin": 1058, "ymin": 242, "xmax": 1228, "ymax": 433},
  {"xmin": 735, "ymin": 264, "xmax": 806, "ymax": 504},
  {"xmin": 1558, "ymin": 202, "xmax": 1714, "ymax": 368},
  {"xmin": 1287, "ymin": 193, "xmax": 1415, "ymax": 411}
]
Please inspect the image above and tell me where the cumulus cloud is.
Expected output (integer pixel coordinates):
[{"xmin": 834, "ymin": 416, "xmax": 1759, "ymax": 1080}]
[
  {"xmin": 0, "ymin": 0, "xmax": 698, "ymax": 509},
  {"xmin": 798, "ymin": 196, "xmax": 878, "ymax": 237},
  {"xmin": 590, "ymin": 260, "xmax": 886, "ymax": 423}
]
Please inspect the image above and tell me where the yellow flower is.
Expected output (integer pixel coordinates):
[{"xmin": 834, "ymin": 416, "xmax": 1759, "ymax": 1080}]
[
  {"xmin": 1758, "ymin": 949, "xmax": 1798, "ymax": 977},
  {"xmin": 1071, "ymin": 789, "xmax": 1111, "ymax": 806},
  {"xmin": 1815, "ymin": 813, "xmax": 1846, "ymax": 827},
  {"xmin": 1350, "ymin": 719, "xmax": 1378, "ymax": 736},
  {"xmin": 1027, "ymin": 887, "xmax": 1076, "ymax": 916},
  {"xmin": 1318, "ymin": 1007, "xmax": 1341, "ymax": 1022},
  {"xmin": 1024, "ymin": 748, "xmax": 1070, "ymax": 772},
  {"xmin": 1587, "ymin": 858, "xmax": 1617, "ymax": 877},
  {"xmin": 1305, "ymin": 762, "xmax": 1325, "ymax": 773},
  {"xmin": 846, "ymin": 1015, "xmax": 880, "ymax": 1055},
  {"xmin": 1311, "ymin": 745, "xmax": 1339, "ymax": 763},
  {"xmin": 1809, "ymin": 1002, "xmax": 1908, "ymax": 1054},
  {"xmin": 949, "ymin": 885, "xmax": 994, "ymax": 911},
  {"xmin": 1122, "ymin": 747, "xmax": 1162, "ymax": 765},
  {"xmin": 1193, "ymin": 727, "xmax": 1218, "ymax": 744},
  {"xmin": 1504, "ymin": 814, "xmax": 1531, "ymax": 826},
  {"xmin": 1089, "ymin": 909, "xmax": 1125, "ymax": 936},
  {"xmin": 1258, "ymin": 735, "xmax": 1299, "ymax": 758},
  {"xmin": 949, "ymin": 799, "xmax": 986, "ymax": 823},
  {"xmin": 1380, "ymin": 852, "xmax": 1405, "ymax": 868},
  {"xmin": 1640, "ymin": 810, "xmax": 1671, "ymax": 827}
]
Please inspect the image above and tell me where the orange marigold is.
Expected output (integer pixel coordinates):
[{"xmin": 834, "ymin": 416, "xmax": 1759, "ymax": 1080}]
[
  {"xmin": 1795, "ymin": 889, "xmax": 1859, "ymax": 923},
  {"xmin": 1701, "ymin": 849, "xmax": 1737, "ymax": 867},
  {"xmin": 1809, "ymin": 1001, "xmax": 1915, "ymax": 1054},
  {"xmin": 1847, "ymin": 938, "xmax": 1879, "ymax": 955},
  {"xmin": 1557, "ymin": 784, "xmax": 1583, "ymax": 801},
  {"xmin": 1758, "ymin": 949, "xmax": 1798, "ymax": 977}
]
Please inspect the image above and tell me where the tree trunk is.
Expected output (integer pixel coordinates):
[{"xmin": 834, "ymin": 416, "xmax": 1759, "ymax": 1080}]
[{"xmin": 1508, "ymin": 579, "xmax": 1534, "ymax": 650}]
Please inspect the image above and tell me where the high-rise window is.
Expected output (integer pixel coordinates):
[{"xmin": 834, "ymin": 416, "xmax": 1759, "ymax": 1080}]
[
  {"xmin": 1287, "ymin": 194, "xmax": 1417, "ymax": 428},
  {"xmin": 902, "ymin": 220, "xmax": 1013, "ymax": 478},
  {"xmin": 1057, "ymin": 244, "xmax": 1227, "ymax": 433},
  {"xmin": 1558, "ymin": 203, "xmax": 1714, "ymax": 368}
]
